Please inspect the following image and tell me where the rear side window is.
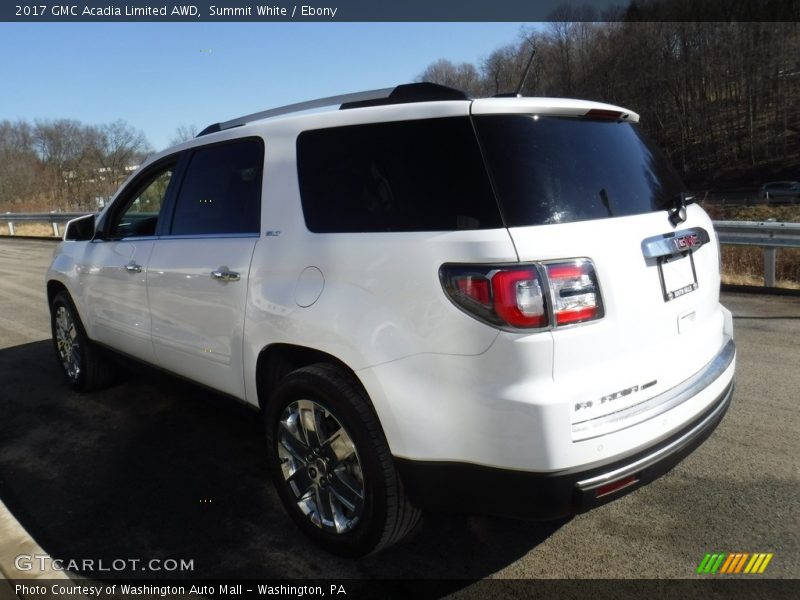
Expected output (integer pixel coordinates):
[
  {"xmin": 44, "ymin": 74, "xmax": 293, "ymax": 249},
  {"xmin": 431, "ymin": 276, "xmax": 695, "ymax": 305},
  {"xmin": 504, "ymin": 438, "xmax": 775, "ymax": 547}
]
[
  {"xmin": 474, "ymin": 115, "xmax": 686, "ymax": 227},
  {"xmin": 296, "ymin": 117, "xmax": 503, "ymax": 233},
  {"xmin": 170, "ymin": 138, "xmax": 263, "ymax": 236}
]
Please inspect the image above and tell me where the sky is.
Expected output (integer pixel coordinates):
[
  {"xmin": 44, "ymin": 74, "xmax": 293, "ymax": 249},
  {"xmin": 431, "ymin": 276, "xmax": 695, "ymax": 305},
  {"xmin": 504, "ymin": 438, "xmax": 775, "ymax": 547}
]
[{"xmin": 0, "ymin": 22, "xmax": 535, "ymax": 151}]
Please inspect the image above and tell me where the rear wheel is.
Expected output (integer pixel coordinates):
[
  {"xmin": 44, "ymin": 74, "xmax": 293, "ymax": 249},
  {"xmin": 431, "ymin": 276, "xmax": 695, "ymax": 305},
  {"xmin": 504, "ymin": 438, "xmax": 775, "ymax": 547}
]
[
  {"xmin": 50, "ymin": 290, "xmax": 116, "ymax": 392},
  {"xmin": 265, "ymin": 363, "xmax": 420, "ymax": 556}
]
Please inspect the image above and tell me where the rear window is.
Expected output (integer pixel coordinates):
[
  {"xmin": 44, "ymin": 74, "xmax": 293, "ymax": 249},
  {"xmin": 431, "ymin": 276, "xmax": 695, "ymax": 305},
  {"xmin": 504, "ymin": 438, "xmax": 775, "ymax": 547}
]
[
  {"xmin": 474, "ymin": 115, "xmax": 686, "ymax": 227},
  {"xmin": 296, "ymin": 117, "xmax": 503, "ymax": 233}
]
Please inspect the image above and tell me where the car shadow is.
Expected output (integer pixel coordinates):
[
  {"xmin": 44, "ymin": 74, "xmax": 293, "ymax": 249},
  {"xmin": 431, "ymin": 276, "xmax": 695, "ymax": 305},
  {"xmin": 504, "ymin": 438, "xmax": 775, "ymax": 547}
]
[{"xmin": 0, "ymin": 340, "xmax": 567, "ymax": 590}]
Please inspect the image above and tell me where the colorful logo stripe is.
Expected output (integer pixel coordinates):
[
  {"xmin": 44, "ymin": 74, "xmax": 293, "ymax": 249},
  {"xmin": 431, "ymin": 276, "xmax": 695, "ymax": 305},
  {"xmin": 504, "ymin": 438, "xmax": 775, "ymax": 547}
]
[{"xmin": 697, "ymin": 552, "xmax": 774, "ymax": 574}]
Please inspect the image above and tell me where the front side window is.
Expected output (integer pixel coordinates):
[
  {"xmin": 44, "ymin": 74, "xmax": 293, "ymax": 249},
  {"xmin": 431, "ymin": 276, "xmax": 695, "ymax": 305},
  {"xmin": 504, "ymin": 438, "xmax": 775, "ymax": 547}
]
[
  {"xmin": 296, "ymin": 117, "xmax": 503, "ymax": 233},
  {"xmin": 110, "ymin": 166, "xmax": 174, "ymax": 238},
  {"xmin": 170, "ymin": 139, "xmax": 263, "ymax": 236}
]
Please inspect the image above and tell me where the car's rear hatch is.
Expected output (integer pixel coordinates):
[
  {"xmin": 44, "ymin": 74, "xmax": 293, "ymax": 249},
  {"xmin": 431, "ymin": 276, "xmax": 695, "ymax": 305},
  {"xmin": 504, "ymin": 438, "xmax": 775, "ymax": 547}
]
[{"xmin": 471, "ymin": 100, "xmax": 726, "ymax": 438}]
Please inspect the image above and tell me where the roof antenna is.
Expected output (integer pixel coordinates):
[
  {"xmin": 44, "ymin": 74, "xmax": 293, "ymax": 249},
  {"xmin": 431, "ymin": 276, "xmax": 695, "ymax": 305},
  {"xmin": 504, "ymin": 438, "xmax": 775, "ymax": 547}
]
[
  {"xmin": 515, "ymin": 41, "xmax": 537, "ymax": 96},
  {"xmin": 494, "ymin": 40, "xmax": 537, "ymax": 98}
]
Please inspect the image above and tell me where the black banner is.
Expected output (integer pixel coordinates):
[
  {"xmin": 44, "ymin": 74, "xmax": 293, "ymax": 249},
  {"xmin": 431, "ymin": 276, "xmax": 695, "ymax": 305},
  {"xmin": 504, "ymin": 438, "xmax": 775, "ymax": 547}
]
[
  {"xmin": 4, "ymin": 579, "xmax": 800, "ymax": 600},
  {"xmin": 2, "ymin": 0, "xmax": 799, "ymax": 22}
]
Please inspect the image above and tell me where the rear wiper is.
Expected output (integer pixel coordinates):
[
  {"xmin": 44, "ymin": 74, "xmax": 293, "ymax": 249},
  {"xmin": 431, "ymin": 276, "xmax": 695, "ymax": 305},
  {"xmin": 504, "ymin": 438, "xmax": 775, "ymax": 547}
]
[
  {"xmin": 667, "ymin": 192, "xmax": 695, "ymax": 227},
  {"xmin": 599, "ymin": 188, "xmax": 613, "ymax": 217}
]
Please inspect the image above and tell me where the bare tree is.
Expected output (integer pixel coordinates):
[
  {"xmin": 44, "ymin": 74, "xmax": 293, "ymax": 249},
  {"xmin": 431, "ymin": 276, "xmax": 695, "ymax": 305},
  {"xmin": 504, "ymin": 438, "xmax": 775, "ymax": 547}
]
[
  {"xmin": 482, "ymin": 44, "xmax": 526, "ymax": 96},
  {"xmin": 169, "ymin": 124, "xmax": 199, "ymax": 146},
  {"xmin": 417, "ymin": 59, "xmax": 482, "ymax": 96},
  {"xmin": 0, "ymin": 120, "xmax": 42, "ymax": 209}
]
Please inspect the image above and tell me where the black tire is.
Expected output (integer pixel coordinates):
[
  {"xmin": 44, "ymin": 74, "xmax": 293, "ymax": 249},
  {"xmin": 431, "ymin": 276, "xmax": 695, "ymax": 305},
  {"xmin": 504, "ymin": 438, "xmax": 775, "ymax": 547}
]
[
  {"xmin": 50, "ymin": 290, "xmax": 116, "ymax": 392},
  {"xmin": 264, "ymin": 363, "xmax": 420, "ymax": 556}
]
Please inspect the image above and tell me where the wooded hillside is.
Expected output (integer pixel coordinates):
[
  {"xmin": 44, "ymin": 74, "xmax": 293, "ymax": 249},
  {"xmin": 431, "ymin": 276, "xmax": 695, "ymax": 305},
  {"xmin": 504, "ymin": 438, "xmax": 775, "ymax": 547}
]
[{"xmin": 419, "ymin": 20, "xmax": 800, "ymax": 189}]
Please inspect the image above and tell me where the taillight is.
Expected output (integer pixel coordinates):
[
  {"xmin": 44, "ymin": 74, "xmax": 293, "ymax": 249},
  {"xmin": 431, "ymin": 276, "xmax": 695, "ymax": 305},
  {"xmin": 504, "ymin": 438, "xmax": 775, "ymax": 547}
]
[
  {"xmin": 546, "ymin": 260, "xmax": 604, "ymax": 325},
  {"xmin": 455, "ymin": 275, "xmax": 491, "ymax": 307},
  {"xmin": 440, "ymin": 259, "xmax": 602, "ymax": 331},
  {"xmin": 492, "ymin": 269, "xmax": 546, "ymax": 328},
  {"xmin": 439, "ymin": 259, "xmax": 603, "ymax": 329}
]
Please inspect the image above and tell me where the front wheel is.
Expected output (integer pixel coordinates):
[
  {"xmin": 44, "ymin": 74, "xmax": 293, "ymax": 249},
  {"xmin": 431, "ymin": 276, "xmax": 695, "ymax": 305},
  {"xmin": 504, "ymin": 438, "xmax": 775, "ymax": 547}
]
[
  {"xmin": 265, "ymin": 363, "xmax": 420, "ymax": 556},
  {"xmin": 50, "ymin": 290, "xmax": 116, "ymax": 392}
]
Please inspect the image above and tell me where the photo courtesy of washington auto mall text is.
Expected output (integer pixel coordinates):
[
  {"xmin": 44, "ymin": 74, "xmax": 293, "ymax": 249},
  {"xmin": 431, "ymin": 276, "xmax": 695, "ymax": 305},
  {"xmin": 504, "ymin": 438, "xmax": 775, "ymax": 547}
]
[
  {"xmin": 16, "ymin": 4, "xmax": 339, "ymax": 18},
  {"xmin": 14, "ymin": 583, "xmax": 348, "ymax": 598}
]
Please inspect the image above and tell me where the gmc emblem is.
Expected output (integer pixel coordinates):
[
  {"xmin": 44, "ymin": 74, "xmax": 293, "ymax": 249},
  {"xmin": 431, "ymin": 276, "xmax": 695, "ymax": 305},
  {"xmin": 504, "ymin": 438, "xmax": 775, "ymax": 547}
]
[{"xmin": 674, "ymin": 233, "xmax": 700, "ymax": 250}]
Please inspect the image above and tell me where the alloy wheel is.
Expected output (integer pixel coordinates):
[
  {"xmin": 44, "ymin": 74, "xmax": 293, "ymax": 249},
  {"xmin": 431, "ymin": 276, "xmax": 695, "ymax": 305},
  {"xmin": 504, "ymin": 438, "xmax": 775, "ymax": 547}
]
[
  {"xmin": 277, "ymin": 399, "xmax": 365, "ymax": 534},
  {"xmin": 54, "ymin": 304, "xmax": 81, "ymax": 382}
]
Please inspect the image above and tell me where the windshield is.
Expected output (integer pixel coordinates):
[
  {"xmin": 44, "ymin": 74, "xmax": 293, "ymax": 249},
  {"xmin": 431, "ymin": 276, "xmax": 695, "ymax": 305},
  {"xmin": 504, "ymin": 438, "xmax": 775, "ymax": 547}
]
[{"xmin": 474, "ymin": 115, "xmax": 686, "ymax": 227}]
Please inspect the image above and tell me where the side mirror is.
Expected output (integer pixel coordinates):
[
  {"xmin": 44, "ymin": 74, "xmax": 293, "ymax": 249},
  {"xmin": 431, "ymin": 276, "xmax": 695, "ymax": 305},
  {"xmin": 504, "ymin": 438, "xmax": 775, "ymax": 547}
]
[{"xmin": 64, "ymin": 214, "xmax": 96, "ymax": 241}]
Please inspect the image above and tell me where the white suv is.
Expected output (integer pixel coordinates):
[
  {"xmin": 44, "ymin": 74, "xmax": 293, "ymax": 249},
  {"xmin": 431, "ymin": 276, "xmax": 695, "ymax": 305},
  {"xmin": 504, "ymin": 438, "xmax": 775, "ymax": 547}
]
[{"xmin": 47, "ymin": 83, "xmax": 736, "ymax": 556}]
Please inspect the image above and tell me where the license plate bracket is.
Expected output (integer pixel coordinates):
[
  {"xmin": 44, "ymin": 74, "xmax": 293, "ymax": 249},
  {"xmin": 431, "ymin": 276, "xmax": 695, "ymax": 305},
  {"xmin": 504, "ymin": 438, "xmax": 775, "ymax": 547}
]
[{"xmin": 658, "ymin": 251, "xmax": 698, "ymax": 301}]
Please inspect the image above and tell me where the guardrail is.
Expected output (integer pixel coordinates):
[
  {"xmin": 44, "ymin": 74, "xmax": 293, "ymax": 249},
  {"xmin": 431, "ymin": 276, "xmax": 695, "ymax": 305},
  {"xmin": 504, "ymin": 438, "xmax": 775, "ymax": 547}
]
[
  {"xmin": 2, "ymin": 213, "xmax": 798, "ymax": 287},
  {"xmin": 2, "ymin": 212, "xmax": 92, "ymax": 237},
  {"xmin": 714, "ymin": 220, "xmax": 800, "ymax": 287}
]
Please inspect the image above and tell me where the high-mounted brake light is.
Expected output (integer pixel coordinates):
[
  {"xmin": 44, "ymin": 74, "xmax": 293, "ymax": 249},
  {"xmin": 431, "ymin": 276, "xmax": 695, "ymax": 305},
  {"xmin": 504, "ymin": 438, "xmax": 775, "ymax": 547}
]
[
  {"xmin": 440, "ymin": 259, "xmax": 602, "ymax": 331},
  {"xmin": 585, "ymin": 108, "xmax": 625, "ymax": 120}
]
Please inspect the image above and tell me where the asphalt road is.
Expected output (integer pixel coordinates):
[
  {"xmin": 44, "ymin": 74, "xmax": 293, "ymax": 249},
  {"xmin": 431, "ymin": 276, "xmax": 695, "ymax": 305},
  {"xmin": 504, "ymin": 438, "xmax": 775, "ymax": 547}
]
[{"xmin": 0, "ymin": 238, "xmax": 798, "ymax": 588}]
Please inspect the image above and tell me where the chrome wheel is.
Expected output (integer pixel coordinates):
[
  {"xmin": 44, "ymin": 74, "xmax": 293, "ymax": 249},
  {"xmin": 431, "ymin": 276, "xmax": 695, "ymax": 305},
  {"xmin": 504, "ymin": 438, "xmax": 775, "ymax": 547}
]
[
  {"xmin": 277, "ymin": 399, "xmax": 365, "ymax": 534},
  {"xmin": 54, "ymin": 305, "xmax": 81, "ymax": 382}
]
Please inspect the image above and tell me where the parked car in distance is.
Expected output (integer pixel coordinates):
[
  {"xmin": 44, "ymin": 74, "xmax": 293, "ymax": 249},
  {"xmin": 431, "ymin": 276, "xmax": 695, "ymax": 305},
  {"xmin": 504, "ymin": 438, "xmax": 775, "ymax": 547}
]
[
  {"xmin": 760, "ymin": 181, "xmax": 800, "ymax": 203},
  {"xmin": 47, "ymin": 83, "xmax": 736, "ymax": 556}
]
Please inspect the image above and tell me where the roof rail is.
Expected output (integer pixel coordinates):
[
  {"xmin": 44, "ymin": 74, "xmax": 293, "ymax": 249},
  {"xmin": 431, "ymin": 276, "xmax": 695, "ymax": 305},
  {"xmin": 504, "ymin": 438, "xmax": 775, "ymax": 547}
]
[
  {"xmin": 339, "ymin": 82, "xmax": 470, "ymax": 109},
  {"xmin": 196, "ymin": 82, "xmax": 470, "ymax": 137}
]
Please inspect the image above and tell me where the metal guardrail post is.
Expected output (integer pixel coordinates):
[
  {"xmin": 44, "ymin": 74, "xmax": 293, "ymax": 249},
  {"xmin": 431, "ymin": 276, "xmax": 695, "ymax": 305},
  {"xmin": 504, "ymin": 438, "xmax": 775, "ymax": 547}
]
[
  {"xmin": 7, "ymin": 221, "xmax": 14, "ymax": 236},
  {"xmin": 764, "ymin": 248, "xmax": 777, "ymax": 288}
]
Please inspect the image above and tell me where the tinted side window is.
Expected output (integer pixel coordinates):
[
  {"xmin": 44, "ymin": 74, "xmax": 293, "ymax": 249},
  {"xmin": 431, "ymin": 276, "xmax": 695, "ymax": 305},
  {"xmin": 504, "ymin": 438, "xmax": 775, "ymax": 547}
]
[
  {"xmin": 110, "ymin": 165, "xmax": 174, "ymax": 238},
  {"xmin": 296, "ymin": 118, "xmax": 502, "ymax": 233},
  {"xmin": 170, "ymin": 139, "xmax": 263, "ymax": 236}
]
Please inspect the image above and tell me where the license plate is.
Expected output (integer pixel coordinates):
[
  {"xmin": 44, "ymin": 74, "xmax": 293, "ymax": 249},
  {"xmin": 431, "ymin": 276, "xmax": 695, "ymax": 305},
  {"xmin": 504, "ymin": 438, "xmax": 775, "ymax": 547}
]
[{"xmin": 658, "ymin": 252, "xmax": 698, "ymax": 301}]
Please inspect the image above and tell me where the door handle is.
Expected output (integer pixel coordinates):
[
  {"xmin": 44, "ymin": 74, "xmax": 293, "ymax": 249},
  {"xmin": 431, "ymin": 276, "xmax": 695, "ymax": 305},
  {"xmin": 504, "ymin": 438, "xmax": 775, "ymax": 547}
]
[
  {"xmin": 124, "ymin": 262, "xmax": 142, "ymax": 273},
  {"xmin": 211, "ymin": 268, "xmax": 240, "ymax": 282}
]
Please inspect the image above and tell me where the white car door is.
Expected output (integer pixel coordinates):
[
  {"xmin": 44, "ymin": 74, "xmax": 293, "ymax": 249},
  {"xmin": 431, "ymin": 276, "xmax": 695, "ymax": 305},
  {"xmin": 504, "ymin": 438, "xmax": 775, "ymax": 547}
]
[
  {"xmin": 147, "ymin": 138, "xmax": 263, "ymax": 399},
  {"xmin": 81, "ymin": 159, "xmax": 180, "ymax": 364}
]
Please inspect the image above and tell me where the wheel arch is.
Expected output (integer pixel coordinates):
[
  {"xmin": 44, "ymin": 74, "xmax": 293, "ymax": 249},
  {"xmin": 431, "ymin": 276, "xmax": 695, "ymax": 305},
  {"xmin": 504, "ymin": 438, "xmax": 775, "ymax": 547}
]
[
  {"xmin": 46, "ymin": 279, "xmax": 68, "ymax": 307},
  {"xmin": 255, "ymin": 343, "xmax": 366, "ymax": 410},
  {"xmin": 47, "ymin": 278, "xmax": 94, "ymax": 341}
]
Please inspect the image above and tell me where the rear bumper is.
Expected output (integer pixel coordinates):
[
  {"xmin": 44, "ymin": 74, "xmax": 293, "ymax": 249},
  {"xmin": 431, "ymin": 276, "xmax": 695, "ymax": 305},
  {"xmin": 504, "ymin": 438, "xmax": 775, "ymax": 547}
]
[{"xmin": 395, "ymin": 376, "xmax": 733, "ymax": 519}]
